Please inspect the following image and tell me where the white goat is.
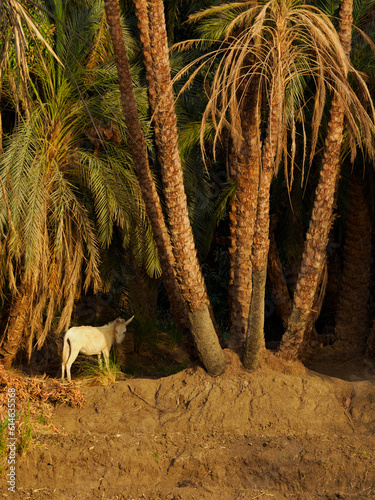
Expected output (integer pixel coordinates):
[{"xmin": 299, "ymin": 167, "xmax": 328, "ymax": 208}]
[{"xmin": 61, "ymin": 316, "xmax": 134, "ymax": 382}]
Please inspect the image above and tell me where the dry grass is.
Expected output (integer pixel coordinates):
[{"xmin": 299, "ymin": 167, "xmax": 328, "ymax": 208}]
[{"xmin": 0, "ymin": 363, "xmax": 84, "ymax": 424}]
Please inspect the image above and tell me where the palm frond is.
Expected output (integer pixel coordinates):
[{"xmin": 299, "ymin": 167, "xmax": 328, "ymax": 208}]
[
  {"xmin": 176, "ymin": 0, "xmax": 375, "ymax": 181},
  {"xmin": 0, "ymin": 1, "xmax": 158, "ymax": 357}
]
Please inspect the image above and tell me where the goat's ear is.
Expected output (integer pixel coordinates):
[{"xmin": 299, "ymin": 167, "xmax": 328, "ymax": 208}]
[{"xmin": 125, "ymin": 315, "xmax": 134, "ymax": 326}]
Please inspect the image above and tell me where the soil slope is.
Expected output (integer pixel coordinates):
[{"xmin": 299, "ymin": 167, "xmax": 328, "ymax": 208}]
[{"xmin": 3, "ymin": 350, "xmax": 375, "ymax": 499}]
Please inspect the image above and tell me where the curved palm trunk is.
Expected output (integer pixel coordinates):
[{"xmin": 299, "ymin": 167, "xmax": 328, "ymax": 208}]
[
  {"xmin": 133, "ymin": 0, "xmax": 225, "ymax": 376},
  {"xmin": 103, "ymin": 0, "xmax": 190, "ymax": 337},
  {"xmin": 278, "ymin": 0, "xmax": 353, "ymax": 360},
  {"xmin": 334, "ymin": 175, "xmax": 371, "ymax": 357}
]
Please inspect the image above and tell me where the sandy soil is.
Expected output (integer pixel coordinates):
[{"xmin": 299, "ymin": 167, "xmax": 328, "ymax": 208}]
[{"xmin": 2, "ymin": 349, "xmax": 375, "ymax": 500}]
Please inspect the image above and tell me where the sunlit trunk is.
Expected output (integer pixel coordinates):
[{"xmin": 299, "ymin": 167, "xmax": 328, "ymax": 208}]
[
  {"xmin": 244, "ymin": 77, "xmax": 283, "ymax": 370},
  {"xmin": 278, "ymin": 0, "xmax": 353, "ymax": 360},
  {"xmin": 0, "ymin": 284, "xmax": 31, "ymax": 368},
  {"xmin": 103, "ymin": 0, "xmax": 190, "ymax": 337},
  {"xmin": 133, "ymin": 0, "xmax": 225, "ymax": 376},
  {"xmin": 228, "ymin": 81, "xmax": 261, "ymax": 353}
]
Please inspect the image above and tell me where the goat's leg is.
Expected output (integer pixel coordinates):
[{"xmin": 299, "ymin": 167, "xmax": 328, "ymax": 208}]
[
  {"xmin": 98, "ymin": 353, "xmax": 103, "ymax": 370},
  {"xmin": 66, "ymin": 346, "xmax": 80, "ymax": 382},
  {"xmin": 103, "ymin": 349, "xmax": 110, "ymax": 371},
  {"xmin": 61, "ymin": 337, "xmax": 70, "ymax": 382},
  {"xmin": 66, "ymin": 362, "xmax": 73, "ymax": 382}
]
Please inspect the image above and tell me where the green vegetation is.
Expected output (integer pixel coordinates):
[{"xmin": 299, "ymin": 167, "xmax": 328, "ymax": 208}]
[
  {"xmin": 0, "ymin": 419, "xmax": 9, "ymax": 475},
  {"xmin": 16, "ymin": 406, "xmax": 33, "ymax": 456},
  {"xmin": 77, "ymin": 356, "xmax": 123, "ymax": 385}
]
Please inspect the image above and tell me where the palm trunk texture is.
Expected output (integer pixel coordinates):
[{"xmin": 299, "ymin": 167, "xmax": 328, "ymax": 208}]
[
  {"xmin": 103, "ymin": 0, "xmax": 190, "ymax": 337},
  {"xmin": 0, "ymin": 284, "xmax": 32, "ymax": 368},
  {"xmin": 334, "ymin": 175, "xmax": 371, "ymax": 357},
  {"xmin": 243, "ymin": 70, "xmax": 283, "ymax": 370},
  {"xmin": 228, "ymin": 82, "xmax": 261, "ymax": 352},
  {"xmin": 267, "ymin": 219, "xmax": 292, "ymax": 330},
  {"xmin": 133, "ymin": 0, "xmax": 225, "ymax": 376},
  {"xmin": 243, "ymin": 163, "xmax": 274, "ymax": 370},
  {"xmin": 278, "ymin": 0, "xmax": 353, "ymax": 360}
]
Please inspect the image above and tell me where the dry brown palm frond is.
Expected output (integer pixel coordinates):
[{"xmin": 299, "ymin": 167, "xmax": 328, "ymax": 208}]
[
  {"xmin": 0, "ymin": 363, "xmax": 85, "ymax": 416},
  {"xmin": 173, "ymin": 0, "xmax": 375, "ymax": 186}
]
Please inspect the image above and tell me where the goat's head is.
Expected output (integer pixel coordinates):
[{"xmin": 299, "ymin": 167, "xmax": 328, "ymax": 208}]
[{"xmin": 114, "ymin": 316, "xmax": 134, "ymax": 343}]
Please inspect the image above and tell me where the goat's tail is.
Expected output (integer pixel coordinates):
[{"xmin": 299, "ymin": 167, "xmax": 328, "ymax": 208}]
[{"xmin": 62, "ymin": 336, "xmax": 71, "ymax": 366}]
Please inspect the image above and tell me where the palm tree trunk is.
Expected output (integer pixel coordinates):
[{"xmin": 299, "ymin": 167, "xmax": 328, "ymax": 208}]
[
  {"xmin": 244, "ymin": 81, "xmax": 283, "ymax": 370},
  {"xmin": 0, "ymin": 284, "xmax": 31, "ymax": 368},
  {"xmin": 228, "ymin": 79, "xmax": 261, "ymax": 353},
  {"xmin": 243, "ymin": 166, "xmax": 273, "ymax": 370},
  {"xmin": 103, "ymin": 0, "xmax": 190, "ymax": 337},
  {"xmin": 267, "ymin": 217, "xmax": 292, "ymax": 330},
  {"xmin": 334, "ymin": 174, "xmax": 371, "ymax": 357},
  {"xmin": 278, "ymin": 0, "xmax": 353, "ymax": 360},
  {"xmin": 133, "ymin": 0, "xmax": 225, "ymax": 376},
  {"xmin": 299, "ymin": 265, "xmax": 327, "ymax": 359}
]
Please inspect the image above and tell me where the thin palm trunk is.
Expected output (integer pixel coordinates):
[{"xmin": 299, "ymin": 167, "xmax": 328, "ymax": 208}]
[
  {"xmin": 278, "ymin": 0, "xmax": 353, "ymax": 360},
  {"xmin": 228, "ymin": 77, "xmax": 261, "ymax": 353},
  {"xmin": 243, "ymin": 48, "xmax": 284, "ymax": 370},
  {"xmin": 299, "ymin": 265, "xmax": 327, "ymax": 358},
  {"xmin": 133, "ymin": 0, "xmax": 225, "ymax": 376},
  {"xmin": 103, "ymin": 0, "xmax": 190, "ymax": 336}
]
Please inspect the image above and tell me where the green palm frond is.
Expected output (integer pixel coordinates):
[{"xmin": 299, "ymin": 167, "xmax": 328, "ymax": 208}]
[
  {"xmin": 309, "ymin": 0, "xmax": 340, "ymax": 18},
  {"xmin": 352, "ymin": 0, "xmax": 375, "ymax": 26},
  {"xmin": 0, "ymin": 0, "xmax": 63, "ymax": 113},
  {"xmin": 131, "ymin": 222, "xmax": 161, "ymax": 279},
  {"xmin": 0, "ymin": 0, "xmax": 161, "ymax": 358}
]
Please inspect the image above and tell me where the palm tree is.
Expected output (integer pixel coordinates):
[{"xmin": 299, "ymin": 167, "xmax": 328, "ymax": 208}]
[
  {"xmin": 278, "ymin": 0, "xmax": 375, "ymax": 360},
  {"xmin": 105, "ymin": 3, "xmax": 191, "ymax": 335},
  {"xmin": 180, "ymin": 0, "xmax": 375, "ymax": 368},
  {"xmin": 0, "ymin": 0, "xmax": 155, "ymax": 367},
  {"xmin": 134, "ymin": 0, "xmax": 225, "ymax": 373},
  {"xmin": 104, "ymin": 0, "xmax": 225, "ymax": 375},
  {"xmin": 103, "ymin": 0, "xmax": 194, "ymax": 341},
  {"xmin": 227, "ymin": 59, "xmax": 261, "ymax": 354},
  {"xmin": 332, "ymin": 1, "xmax": 375, "ymax": 359}
]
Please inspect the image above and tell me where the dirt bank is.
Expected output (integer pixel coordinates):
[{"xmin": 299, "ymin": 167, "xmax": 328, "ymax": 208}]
[{"xmin": 2, "ymin": 350, "xmax": 375, "ymax": 499}]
